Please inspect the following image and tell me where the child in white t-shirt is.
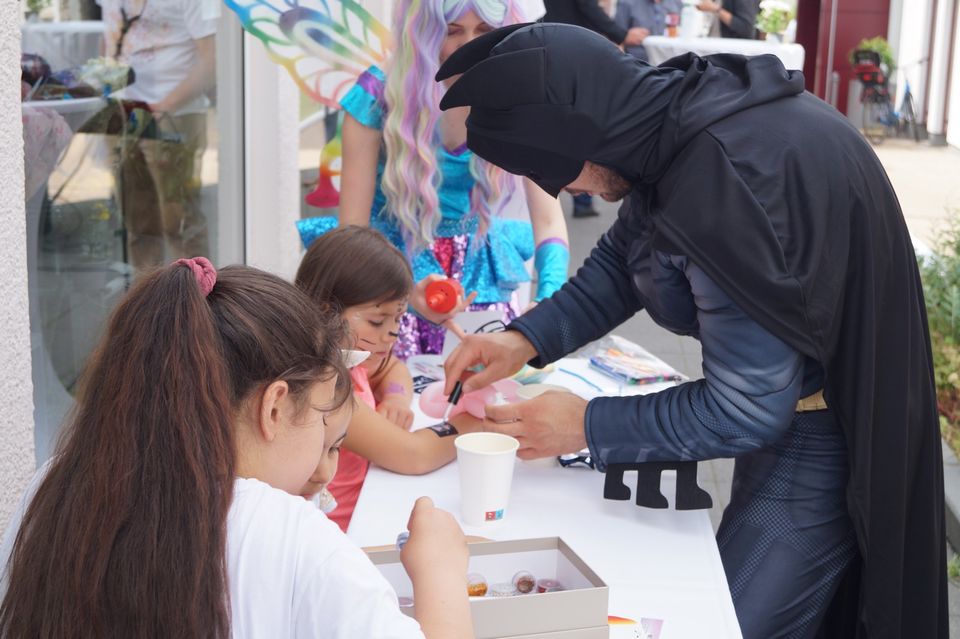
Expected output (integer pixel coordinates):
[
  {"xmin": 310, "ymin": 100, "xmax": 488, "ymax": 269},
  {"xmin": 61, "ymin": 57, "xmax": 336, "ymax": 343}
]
[{"xmin": 0, "ymin": 259, "xmax": 472, "ymax": 639}]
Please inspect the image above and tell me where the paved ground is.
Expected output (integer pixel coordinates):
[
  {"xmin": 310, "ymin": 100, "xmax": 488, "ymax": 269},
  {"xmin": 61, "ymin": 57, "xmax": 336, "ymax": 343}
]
[
  {"xmin": 873, "ymin": 139, "xmax": 960, "ymax": 251},
  {"xmin": 558, "ymin": 135, "xmax": 960, "ymax": 633}
]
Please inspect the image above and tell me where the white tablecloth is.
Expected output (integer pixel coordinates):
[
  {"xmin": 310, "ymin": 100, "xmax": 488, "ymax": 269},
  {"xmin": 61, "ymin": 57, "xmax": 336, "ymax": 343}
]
[
  {"xmin": 21, "ymin": 21, "xmax": 105, "ymax": 71},
  {"xmin": 644, "ymin": 35, "xmax": 805, "ymax": 71},
  {"xmin": 348, "ymin": 355, "xmax": 743, "ymax": 639},
  {"xmin": 22, "ymin": 96, "xmax": 106, "ymax": 130}
]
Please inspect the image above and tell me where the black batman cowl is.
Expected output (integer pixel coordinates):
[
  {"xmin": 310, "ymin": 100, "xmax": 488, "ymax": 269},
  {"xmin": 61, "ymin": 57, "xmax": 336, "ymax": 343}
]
[{"xmin": 437, "ymin": 23, "xmax": 803, "ymax": 194}]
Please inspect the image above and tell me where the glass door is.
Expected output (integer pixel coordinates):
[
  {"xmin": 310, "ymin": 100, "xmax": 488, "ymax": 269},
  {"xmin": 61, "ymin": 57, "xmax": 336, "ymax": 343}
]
[{"xmin": 20, "ymin": 0, "xmax": 245, "ymax": 462}]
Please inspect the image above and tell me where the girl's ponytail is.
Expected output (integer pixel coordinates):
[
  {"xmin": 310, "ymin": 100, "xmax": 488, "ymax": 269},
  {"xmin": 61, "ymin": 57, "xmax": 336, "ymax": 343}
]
[
  {"xmin": 1, "ymin": 260, "xmax": 235, "ymax": 638},
  {"xmin": 2, "ymin": 260, "xmax": 352, "ymax": 639}
]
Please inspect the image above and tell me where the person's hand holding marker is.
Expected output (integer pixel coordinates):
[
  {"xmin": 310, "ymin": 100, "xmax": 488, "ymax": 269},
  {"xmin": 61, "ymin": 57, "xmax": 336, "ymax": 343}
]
[
  {"xmin": 442, "ymin": 330, "xmax": 536, "ymax": 395},
  {"xmin": 443, "ymin": 331, "xmax": 589, "ymax": 460}
]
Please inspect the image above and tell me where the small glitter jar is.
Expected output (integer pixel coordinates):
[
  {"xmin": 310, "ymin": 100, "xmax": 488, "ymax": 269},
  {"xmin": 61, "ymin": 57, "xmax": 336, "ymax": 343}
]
[
  {"xmin": 490, "ymin": 582, "xmax": 518, "ymax": 597},
  {"xmin": 512, "ymin": 570, "xmax": 536, "ymax": 594},
  {"xmin": 313, "ymin": 487, "xmax": 337, "ymax": 514},
  {"xmin": 536, "ymin": 578, "xmax": 563, "ymax": 593},
  {"xmin": 467, "ymin": 573, "xmax": 488, "ymax": 597},
  {"xmin": 397, "ymin": 596, "xmax": 414, "ymax": 609}
]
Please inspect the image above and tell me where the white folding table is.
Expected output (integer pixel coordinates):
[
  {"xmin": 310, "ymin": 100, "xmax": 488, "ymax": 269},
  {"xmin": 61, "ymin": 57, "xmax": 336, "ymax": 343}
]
[{"xmin": 348, "ymin": 355, "xmax": 743, "ymax": 638}]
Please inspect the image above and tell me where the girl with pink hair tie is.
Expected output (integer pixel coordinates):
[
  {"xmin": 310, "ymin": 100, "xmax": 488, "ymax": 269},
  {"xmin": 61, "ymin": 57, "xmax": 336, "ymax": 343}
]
[
  {"xmin": 0, "ymin": 258, "xmax": 472, "ymax": 637},
  {"xmin": 297, "ymin": 0, "xmax": 570, "ymax": 359}
]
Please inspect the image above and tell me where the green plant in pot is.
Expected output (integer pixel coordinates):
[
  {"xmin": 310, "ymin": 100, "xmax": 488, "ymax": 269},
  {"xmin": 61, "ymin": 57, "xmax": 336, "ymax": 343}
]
[{"xmin": 850, "ymin": 36, "xmax": 896, "ymax": 73}]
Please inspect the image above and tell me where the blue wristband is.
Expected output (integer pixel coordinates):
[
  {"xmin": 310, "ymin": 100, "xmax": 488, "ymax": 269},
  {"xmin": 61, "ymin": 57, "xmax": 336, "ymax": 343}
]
[{"xmin": 533, "ymin": 239, "xmax": 570, "ymax": 302}]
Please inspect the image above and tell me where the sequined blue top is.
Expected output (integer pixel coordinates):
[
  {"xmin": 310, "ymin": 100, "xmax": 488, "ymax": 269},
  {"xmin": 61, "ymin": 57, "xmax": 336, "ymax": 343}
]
[{"xmin": 296, "ymin": 65, "xmax": 535, "ymax": 305}]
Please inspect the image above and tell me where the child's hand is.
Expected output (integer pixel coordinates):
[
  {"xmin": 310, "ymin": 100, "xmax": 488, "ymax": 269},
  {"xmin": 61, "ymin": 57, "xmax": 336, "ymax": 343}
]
[
  {"xmin": 401, "ymin": 497, "xmax": 468, "ymax": 583},
  {"xmin": 411, "ymin": 274, "xmax": 478, "ymax": 325},
  {"xmin": 377, "ymin": 395, "xmax": 415, "ymax": 430}
]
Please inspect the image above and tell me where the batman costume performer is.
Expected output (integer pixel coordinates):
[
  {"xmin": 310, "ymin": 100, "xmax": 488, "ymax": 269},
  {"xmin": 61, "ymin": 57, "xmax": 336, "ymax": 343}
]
[{"xmin": 436, "ymin": 23, "xmax": 947, "ymax": 638}]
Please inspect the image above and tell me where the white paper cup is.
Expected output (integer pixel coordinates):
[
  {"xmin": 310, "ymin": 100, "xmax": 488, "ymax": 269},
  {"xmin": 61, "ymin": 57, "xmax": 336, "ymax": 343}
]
[
  {"xmin": 514, "ymin": 383, "xmax": 569, "ymax": 400},
  {"xmin": 455, "ymin": 432, "xmax": 519, "ymax": 525}
]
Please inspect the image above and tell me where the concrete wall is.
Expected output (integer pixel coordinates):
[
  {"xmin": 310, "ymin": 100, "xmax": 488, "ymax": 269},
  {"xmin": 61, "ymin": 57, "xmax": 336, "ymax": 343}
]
[
  {"xmin": 243, "ymin": 35, "xmax": 303, "ymax": 281},
  {"xmin": 888, "ymin": 0, "xmax": 932, "ymax": 117},
  {"xmin": 948, "ymin": 16, "xmax": 960, "ymax": 147},
  {"xmin": 888, "ymin": 0, "xmax": 960, "ymax": 146},
  {"xmin": 0, "ymin": 5, "xmax": 37, "ymax": 534}
]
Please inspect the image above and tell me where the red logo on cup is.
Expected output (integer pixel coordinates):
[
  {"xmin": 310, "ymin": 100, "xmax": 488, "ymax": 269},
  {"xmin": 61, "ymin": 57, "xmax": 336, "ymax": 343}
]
[{"xmin": 485, "ymin": 509, "xmax": 504, "ymax": 521}]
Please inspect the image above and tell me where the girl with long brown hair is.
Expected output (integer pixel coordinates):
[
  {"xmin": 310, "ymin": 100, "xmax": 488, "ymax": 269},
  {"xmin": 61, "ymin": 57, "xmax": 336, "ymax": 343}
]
[
  {"xmin": 295, "ymin": 226, "xmax": 484, "ymax": 532},
  {"xmin": 0, "ymin": 258, "xmax": 472, "ymax": 638}
]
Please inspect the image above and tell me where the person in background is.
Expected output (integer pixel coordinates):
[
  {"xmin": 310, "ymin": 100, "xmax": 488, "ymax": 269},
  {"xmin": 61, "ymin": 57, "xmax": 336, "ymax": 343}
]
[
  {"xmin": 696, "ymin": 0, "xmax": 759, "ymax": 39},
  {"xmin": 543, "ymin": 0, "xmax": 650, "ymax": 48},
  {"xmin": 543, "ymin": 0, "xmax": 650, "ymax": 218},
  {"xmin": 99, "ymin": 0, "xmax": 215, "ymax": 273},
  {"xmin": 614, "ymin": 0, "xmax": 683, "ymax": 61}
]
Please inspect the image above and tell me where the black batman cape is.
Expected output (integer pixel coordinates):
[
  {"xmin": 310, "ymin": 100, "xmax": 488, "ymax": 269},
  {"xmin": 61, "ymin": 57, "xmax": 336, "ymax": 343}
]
[{"xmin": 438, "ymin": 24, "xmax": 947, "ymax": 637}]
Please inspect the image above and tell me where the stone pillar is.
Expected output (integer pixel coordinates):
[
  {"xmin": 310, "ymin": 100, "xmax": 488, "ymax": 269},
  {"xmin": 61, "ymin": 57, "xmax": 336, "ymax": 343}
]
[
  {"xmin": 927, "ymin": 0, "xmax": 957, "ymax": 146},
  {"xmin": 1, "ymin": 4, "xmax": 38, "ymax": 534}
]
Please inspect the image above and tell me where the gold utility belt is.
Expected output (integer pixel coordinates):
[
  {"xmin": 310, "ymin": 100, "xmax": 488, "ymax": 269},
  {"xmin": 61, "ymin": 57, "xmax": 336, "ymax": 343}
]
[{"xmin": 796, "ymin": 389, "xmax": 828, "ymax": 413}]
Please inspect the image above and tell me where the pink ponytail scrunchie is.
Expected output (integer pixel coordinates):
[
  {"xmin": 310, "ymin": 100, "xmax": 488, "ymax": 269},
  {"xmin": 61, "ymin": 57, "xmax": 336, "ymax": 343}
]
[{"xmin": 174, "ymin": 256, "xmax": 217, "ymax": 297}]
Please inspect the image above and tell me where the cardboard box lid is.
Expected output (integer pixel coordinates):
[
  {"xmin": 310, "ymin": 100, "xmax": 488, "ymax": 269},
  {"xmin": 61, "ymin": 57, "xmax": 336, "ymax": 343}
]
[
  {"xmin": 367, "ymin": 537, "xmax": 609, "ymax": 639},
  {"xmin": 499, "ymin": 627, "xmax": 608, "ymax": 639}
]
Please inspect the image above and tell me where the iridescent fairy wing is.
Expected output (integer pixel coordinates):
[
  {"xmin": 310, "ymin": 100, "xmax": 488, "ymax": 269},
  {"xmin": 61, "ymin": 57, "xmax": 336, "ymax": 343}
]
[
  {"xmin": 224, "ymin": 0, "xmax": 391, "ymax": 108},
  {"xmin": 305, "ymin": 124, "xmax": 342, "ymax": 208}
]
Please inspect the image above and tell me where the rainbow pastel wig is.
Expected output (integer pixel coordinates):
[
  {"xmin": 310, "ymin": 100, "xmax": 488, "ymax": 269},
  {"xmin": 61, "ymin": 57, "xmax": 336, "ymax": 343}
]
[{"xmin": 381, "ymin": 0, "xmax": 525, "ymax": 250}]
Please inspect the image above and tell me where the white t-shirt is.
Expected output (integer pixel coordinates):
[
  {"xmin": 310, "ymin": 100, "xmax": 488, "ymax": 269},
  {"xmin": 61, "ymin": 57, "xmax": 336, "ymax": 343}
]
[
  {"xmin": 1, "ymin": 470, "xmax": 425, "ymax": 639},
  {"xmin": 227, "ymin": 478, "xmax": 425, "ymax": 638},
  {"xmin": 97, "ymin": 0, "xmax": 217, "ymax": 114}
]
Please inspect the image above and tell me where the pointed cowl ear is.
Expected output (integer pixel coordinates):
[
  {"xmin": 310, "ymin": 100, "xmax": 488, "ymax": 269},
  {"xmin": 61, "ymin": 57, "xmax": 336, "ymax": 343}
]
[
  {"xmin": 439, "ymin": 48, "xmax": 546, "ymax": 111},
  {"xmin": 466, "ymin": 130, "xmax": 583, "ymax": 197},
  {"xmin": 435, "ymin": 22, "xmax": 533, "ymax": 81},
  {"xmin": 461, "ymin": 103, "xmax": 600, "ymax": 196},
  {"xmin": 467, "ymin": 103, "xmax": 602, "ymax": 160}
]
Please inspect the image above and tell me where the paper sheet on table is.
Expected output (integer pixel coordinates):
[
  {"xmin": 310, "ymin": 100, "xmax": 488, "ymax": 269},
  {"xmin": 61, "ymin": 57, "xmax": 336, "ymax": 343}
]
[
  {"xmin": 440, "ymin": 309, "xmax": 502, "ymax": 357},
  {"xmin": 608, "ymin": 585, "xmax": 742, "ymax": 638}
]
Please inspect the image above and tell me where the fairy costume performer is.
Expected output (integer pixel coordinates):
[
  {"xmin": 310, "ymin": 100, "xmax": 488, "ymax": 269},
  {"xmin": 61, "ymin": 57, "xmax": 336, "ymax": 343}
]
[{"xmin": 295, "ymin": 0, "xmax": 570, "ymax": 358}]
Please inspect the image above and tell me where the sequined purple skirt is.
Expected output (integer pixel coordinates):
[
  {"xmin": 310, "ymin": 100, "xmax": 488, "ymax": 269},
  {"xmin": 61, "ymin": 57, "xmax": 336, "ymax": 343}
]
[{"xmin": 393, "ymin": 234, "xmax": 519, "ymax": 360}]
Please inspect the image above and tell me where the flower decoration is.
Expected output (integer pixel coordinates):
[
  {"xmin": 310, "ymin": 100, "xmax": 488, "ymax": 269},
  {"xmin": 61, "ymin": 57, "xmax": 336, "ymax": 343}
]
[
  {"xmin": 78, "ymin": 57, "xmax": 134, "ymax": 96},
  {"xmin": 756, "ymin": 0, "xmax": 793, "ymax": 36}
]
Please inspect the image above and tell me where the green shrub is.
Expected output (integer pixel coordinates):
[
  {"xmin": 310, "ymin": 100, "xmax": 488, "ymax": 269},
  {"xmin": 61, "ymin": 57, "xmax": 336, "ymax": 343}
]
[
  {"xmin": 918, "ymin": 211, "xmax": 960, "ymax": 453},
  {"xmin": 948, "ymin": 553, "xmax": 960, "ymax": 581},
  {"xmin": 26, "ymin": 0, "xmax": 51, "ymax": 14}
]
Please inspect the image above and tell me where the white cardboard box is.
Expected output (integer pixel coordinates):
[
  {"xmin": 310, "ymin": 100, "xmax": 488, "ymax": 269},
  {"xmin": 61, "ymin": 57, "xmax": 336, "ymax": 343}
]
[{"xmin": 366, "ymin": 537, "xmax": 609, "ymax": 639}]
